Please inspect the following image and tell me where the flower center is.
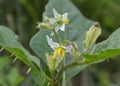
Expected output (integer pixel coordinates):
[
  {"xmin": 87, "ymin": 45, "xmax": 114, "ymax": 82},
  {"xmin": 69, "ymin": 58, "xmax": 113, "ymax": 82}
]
[{"xmin": 53, "ymin": 46, "xmax": 65, "ymax": 60}]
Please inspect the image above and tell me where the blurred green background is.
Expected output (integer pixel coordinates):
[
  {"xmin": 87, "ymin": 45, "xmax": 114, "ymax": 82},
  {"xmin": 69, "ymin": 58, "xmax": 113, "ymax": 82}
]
[{"xmin": 0, "ymin": 0, "xmax": 120, "ymax": 86}]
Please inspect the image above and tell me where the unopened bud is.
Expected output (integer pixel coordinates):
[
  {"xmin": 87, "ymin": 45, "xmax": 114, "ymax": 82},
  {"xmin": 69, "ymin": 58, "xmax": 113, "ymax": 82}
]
[
  {"xmin": 36, "ymin": 23, "xmax": 50, "ymax": 29},
  {"xmin": 84, "ymin": 22, "xmax": 101, "ymax": 51},
  {"xmin": 43, "ymin": 16, "xmax": 50, "ymax": 22},
  {"xmin": 46, "ymin": 53, "xmax": 57, "ymax": 73},
  {"xmin": 70, "ymin": 42, "xmax": 81, "ymax": 61}
]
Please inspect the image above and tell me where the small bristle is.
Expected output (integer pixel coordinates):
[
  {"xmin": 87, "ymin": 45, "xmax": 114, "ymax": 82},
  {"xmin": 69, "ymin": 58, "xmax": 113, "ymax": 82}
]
[
  {"xmin": 12, "ymin": 57, "xmax": 17, "ymax": 63},
  {"xmin": 26, "ymin": 68, "xmax": 31, "ymax": 74},
  {"xmin": 0, "ymin": 48, "xmax": 4, "ymax": 52},
  {"xmin": 10, "ymin": 54, "xmax": 14, "ymax": 58}
]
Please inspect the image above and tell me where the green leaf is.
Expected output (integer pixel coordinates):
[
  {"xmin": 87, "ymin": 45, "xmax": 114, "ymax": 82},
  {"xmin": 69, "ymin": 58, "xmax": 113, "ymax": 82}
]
[
  {"xmin": 83, "ymin": 28, "xmax": 120, "ymax": 64},
  {"xmin": 31, "ymin": 63, "xmax": 45, "ymax": 86},
  {"xmin": 30, "ymin": 30, "xmax": 51, "ymax": 63},
  {"xmin": 30, "ymin": 0, "xmax": 94, "ymax": 81},
  {"xmin": 0, "ymin": 26, "xmax": 30, "ymax": 65},
  {"xmin": 0, "ymin": 26, "xmax": 41, "ymax": 66},
  {"xmin": 0, "ymin": 26, "xmax": 45, "ymax": 85},
  {"xmin": 83, "ymin": 49, "xmax": 120, "ymax": 64}
]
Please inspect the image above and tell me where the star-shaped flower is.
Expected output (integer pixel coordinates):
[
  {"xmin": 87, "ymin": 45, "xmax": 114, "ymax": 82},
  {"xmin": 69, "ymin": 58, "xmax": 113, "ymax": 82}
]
[
  {"xmin": 46, "ymin": 35, "xmax": 72, "ymax": 60},
  {"xmin": 50, "ymin": 9, "xmax": 69, "ymax": 35}
]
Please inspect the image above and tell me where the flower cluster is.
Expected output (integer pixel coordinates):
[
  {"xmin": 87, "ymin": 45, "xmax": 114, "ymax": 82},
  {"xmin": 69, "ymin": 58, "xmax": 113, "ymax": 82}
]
[
  {"xmin": 37, "ymin": 8, "xmax": 101, "ymax": 73},
  {"xmin": 37, "ymin": 8, "xmax": 79, "ymax": 72},
  {"xmin": 37, "ymin": 8, "xmax": 69, "ymax": 36}
]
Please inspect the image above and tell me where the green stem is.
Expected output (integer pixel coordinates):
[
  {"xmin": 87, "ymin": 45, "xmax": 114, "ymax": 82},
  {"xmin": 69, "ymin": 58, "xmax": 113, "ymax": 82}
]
[
  {"xmin": 56, "ymin": 62, "xmax": 84, "ymax": 80},
  {"xmin": 53, "ymin": 59, "xmax": 58, "ymax": 85},
  {"xmin": 45, "ymin": 75, "xmax": 55, "ymax": 85},
  {"xmin": 62, "ymin": 60, "xmax": 66, "ymax": 86},
  {"xmin": 53, "ymin": 29, "xmax": 60, "ymax": 43}
]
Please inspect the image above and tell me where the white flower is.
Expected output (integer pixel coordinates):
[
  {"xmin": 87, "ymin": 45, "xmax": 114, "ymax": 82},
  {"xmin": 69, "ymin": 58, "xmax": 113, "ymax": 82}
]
[
  {"xmin": 46, "ymin": 35, "xmax": 59, "ymax": 50},
  {"xmin": 36, "ymin": 9, "xmax": 69, "ymax": 36},
  {"xmin": 50, "ymin": 9, "xmax": 69, "ymax": 36},
  {"xmin": 46, "ymin": 35, "xmax": 73, "ymax": 59}
]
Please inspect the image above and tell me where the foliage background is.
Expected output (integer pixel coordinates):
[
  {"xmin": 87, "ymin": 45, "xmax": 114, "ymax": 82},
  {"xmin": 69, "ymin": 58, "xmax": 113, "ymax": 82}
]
[{"xmin": 0, "ymin": 0, "xmax": 120, "ymax": 86}]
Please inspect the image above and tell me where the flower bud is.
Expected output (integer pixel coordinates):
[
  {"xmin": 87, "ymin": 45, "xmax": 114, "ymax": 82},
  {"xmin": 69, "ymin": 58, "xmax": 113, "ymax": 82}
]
[
  {"xmin": 46, "ymin": 53, "xmax": 57, "ymax": 72},
  {"xmin": 36, "ymin": 23, "xmax": 50, "ymax": 29},
  {"xmin": 84, "ymin": 22, "xmax": 101, "ymax": 51}
]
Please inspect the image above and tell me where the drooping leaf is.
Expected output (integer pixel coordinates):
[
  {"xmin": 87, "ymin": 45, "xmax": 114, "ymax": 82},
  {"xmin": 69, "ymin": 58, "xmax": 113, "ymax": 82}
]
[
  {"xmin": 30, "ymin": 0, "xmax": 94, "ymax": 81},
  {"xmin": 0, "ymin": 26, "xmax": 41, "ymax": 66},
  {"xmin": 83, "ymin": 28, "xmax": 120, "ymax": 64},
  {"xmin": 0, "ymin": 26, "xmax": 45, "ymax": 85},
  {"xmin": 0, "ymin": 26, "xmax": 30, "ymax": 65}
]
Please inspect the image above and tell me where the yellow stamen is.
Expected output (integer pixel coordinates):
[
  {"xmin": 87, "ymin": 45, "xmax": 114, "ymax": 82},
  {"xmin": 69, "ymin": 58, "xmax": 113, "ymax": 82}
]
[
  {"xmin": 64, "ymin": 19, "xmax": 69, "ymax": 24},
  {"xmin": 53, "ymin": 46, "xmax": 65, "ymax": 60}
]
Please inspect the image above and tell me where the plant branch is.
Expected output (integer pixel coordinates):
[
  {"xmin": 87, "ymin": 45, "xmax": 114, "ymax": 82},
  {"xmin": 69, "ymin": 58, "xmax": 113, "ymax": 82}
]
[
  {"xmin": 53, "ymin": 29, "xmax": 60, "ymax": 43},
  {"xmin": 56, "ymin": 62, "xmax": 84, "ymax": 81},
  {"xmin": 46, "ymin": 75, "xmax": 55, "ymax": 85}
]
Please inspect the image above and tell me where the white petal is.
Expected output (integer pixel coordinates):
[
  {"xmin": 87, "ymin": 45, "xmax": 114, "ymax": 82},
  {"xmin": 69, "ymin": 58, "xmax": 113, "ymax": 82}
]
[
  {"xmin": 62, "ymin": 13, "xmax": 68, "ymax": 20},
  {"xmin": 49, "ymin": 18, "xmax": 56, "ymax": 25},
  {"xmin": 60, "ymin": 24, "xmax": 65, "ymax": 31},
  {"xmin": 65, "ymin": 45, "xmax": 73, "ymax": 53},
  {"xmin": 53, "ymin": 8, "xmax": 60, "ymax": 18},
  {"xmin": 46, "ymin": 35, "xmax": 59, "ymax": 50},
  {"xmin": 55, "ymin": 26, "xmax": 60, "ymax": 32}
]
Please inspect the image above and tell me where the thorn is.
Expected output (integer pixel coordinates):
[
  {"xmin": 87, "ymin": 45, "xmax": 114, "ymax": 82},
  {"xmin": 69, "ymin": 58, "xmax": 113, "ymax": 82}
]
[
  {"xmin": 106, "ymin": 59, "xmax": 110, "ymax": 62},
  {"xmin": 26, "ymin": 68, "xmax": 31, "ymax": 74},
  {"xmin": 12, "ymin": 57, "xmax": 17, "ymax": 63},
  {"xmin": 0, "ymin": 48, "xmax": 4, "ymax": 52},
  {"xmin": 10, "ymin": 54, "xmax": 14, "ymax": 58}
]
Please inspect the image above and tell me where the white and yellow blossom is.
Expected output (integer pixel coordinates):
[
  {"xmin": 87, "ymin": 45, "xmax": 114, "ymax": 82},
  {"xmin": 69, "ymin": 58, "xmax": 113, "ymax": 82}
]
[
  {"xmin": 36, "ymin": 8, "xmax": 70, "ymax": 36},
  {"xmin": 53, "ymin": 8, "xmax": 69, "ymax": 30},
  {"xmin": 46, "ymin": 35, "xmax": 73, "ymax": 60},
  {"xmin": 50, "ymin": 9, "xmax": 69, "ymax": 35}
]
